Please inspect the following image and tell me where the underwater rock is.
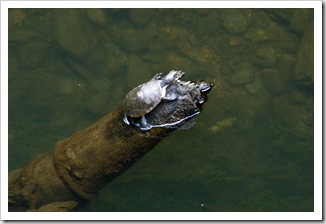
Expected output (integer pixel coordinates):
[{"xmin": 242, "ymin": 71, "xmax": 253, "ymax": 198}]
[
  {"xmin": 208, "ymin": 117, "xmax": 237, "ymax": 133},
  {"xmin": 275, "ymin": 53, "xmax": 296, "ymax": 81},
  {"xmin": 159, "ymin": 26, "xmax": 191, "ymax": 42},
  {"xmin": 126, "ymin": 54, "xmax": 151, "ymax": 88},
  {"xmin": 260, "ymin": 68, "xmax": 288, "ymax": 96},
  {"xmin": 8, "ymin": 9, "xmax": 28, "ymax": 28},
  {"xmin": 84, "ymin": 78, "xmax": 114, "ymax": 116},
  {"xmin": 188, "ymin": 10, "xmax": 221, "ymax": 34},
  {"xmin": 177, "ymin": 42, "xmax": 208, "ymax": 65},
  {"xmin": 229, "ymin": 62, "xmax": 255, "ymax": 85},
  {"xmin": 294, "ymin": 23, "xmax": 314, "ymax": 87},
  {"xmin": 165, "ymin": 51, "xmax": 194, "ymax": 72},
  {"xmin": 9, "ymin": 29, "xmax": 39, "ymax": 42},
  {"xmin": 227, "ymin": 37, "xmax": 246, "ymax": 47},
  {"xmin": 253, "ymin": 46, "xmax": 276, "ymax": 68},
  {"xmin": 129, "ymin": 9, "xmax": 157, "ymax": 26},
  {"xmin": 27, "ymin": 201, "xmax": 78, "ymax": 212},
  {"xmin": 99, "ymin": 41, "xmax": 126, "ymax": 75},
  {"xmin": 84, "ymin": 8, "xmax": 108, "ymax": 27},
  {"xmin": 289, "ymin": 88, "xmax": 307, "ymax": 105},
  {"xmin": 55, "ymin": 9, "xmax": 90, "ymax": 58},
  {"xmin": 116, "ymin": 28, "xmax": 154, "ymax": 53},
  {"xmin": 263, "ymin": 9, "xmax": 294, "ymax": 25},
  {"xmin": 221, "ymin": 9, "xmax": 252, "ymax": 34},
  {"xmin": 290, "ymin": 9, "xmax": 313, "ymax": 33},
  {"xmin": 245, "ymin": 76, "xmax": 263, "ymax": 95},
  {"xmin": 245, "ymin": 27, "xmax": 271, "ymax": 42},
  {"xmin": 19, "ymin": 41, "xmax": 49, "ymax": 68}
]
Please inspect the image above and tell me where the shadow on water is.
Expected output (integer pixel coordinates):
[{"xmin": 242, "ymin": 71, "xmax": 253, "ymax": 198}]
[{"xmin": 9, "ymin": 8, "xmax": 313, "ymax": 212}]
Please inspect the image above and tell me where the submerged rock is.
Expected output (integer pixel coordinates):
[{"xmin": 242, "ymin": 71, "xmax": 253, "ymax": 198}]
[
  {"xmin": 19, "ymin": 41, "xmax": 49, "ymax": 68},
  {"xmin": 221, "ymin": 9, "xmax": 252, "ymax": 34},
  {"xmin": 245, "ymin": 27, "xmax": 272, "ymax": 42},
  {"xmin": 294, "ymin": 23, "xmax": 314, "ymax": 87},
  {"xmin": 253, "ymin": 46, "xmax": 276, "ymax": 68},
  {"xmin": 208, "ymin": 117, "xmax": 237, "ymax": 133},
  {"xmin": 229, "ymin": 62, "xmax": 255, "ymax": 85},
  {"xmin": 84, "ymin": 8, "xmax": 108, "ymax": 27},
  {"xmin": 126, "ymin": 54, "xmax": 151, "ymax": 88},
  {"xmin": 245, "ymin": 76, "xmax": 263, "ymax": 95},
  {"xmin": 261, "ymin": 68, "xmax": 288, "ymax": 96},
  {"xmin": 55, "ymin": 9, "xmax": 90, "ymax": 58}
]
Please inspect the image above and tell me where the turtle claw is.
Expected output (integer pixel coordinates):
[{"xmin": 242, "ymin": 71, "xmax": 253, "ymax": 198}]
[
  {"xmin": 151, "ymin": 73, "xmax": 163, "ymax": 81},
  {"xmin": 165, "ymin": 70, "xmax": 184, "ymax": 82}
]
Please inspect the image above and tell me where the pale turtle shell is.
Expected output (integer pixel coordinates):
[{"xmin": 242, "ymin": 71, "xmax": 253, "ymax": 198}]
[{"xmin": 123, "ymin": 80, "xmax": 165, "ymax": 118}]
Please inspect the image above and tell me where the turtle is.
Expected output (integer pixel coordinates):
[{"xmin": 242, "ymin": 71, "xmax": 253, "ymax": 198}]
[
  {"xmin": 144, "ymin": 79, "xmax": 213, "ymax": 129},
  {"xmin": 123, "ymin": 70, "xmax": 184, "ymax": 130}
]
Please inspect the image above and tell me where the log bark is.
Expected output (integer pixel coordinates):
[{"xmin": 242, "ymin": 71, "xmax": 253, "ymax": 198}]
[{"xmin": 53, "ymin": 106, "xmax": 173, "ymax": 200}]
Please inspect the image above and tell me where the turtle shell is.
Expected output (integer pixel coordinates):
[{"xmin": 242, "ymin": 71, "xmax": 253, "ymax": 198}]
[{"xmin": 123, "ymin": 80, "xmax": 165, "ymax": 118}]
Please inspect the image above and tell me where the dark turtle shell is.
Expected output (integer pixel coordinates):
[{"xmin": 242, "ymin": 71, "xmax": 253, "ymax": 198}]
[{"xmin": 136, "ymin": 80, "xmax": 213, "ymax": 129}]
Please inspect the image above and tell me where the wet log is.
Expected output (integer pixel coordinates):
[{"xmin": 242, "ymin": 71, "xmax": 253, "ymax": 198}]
[{"xmin": 53, "ymin": 106, "xmax": 175, "ymax": 200}]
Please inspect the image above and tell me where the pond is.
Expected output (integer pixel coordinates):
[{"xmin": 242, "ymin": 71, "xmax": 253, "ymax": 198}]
[{"xmin": 8, "ymin": 8, "xmax": 314, "ymax": 212}]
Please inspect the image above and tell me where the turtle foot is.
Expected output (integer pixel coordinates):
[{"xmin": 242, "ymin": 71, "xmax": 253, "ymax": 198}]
[{"xmin": 139, "ymin": 116, "xmax": 152, "ymax": 131}]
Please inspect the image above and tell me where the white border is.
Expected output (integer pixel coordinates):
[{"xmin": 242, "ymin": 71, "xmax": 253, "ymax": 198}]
[
  {"xmin": 1, "ymin": 0, "xmax": 322, "ymax": 221},
  {"xmin": 1, "ymin": 0, "xmax": 322, "ymax": 8}
]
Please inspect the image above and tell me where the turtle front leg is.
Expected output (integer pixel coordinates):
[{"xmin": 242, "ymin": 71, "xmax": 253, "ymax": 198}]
[
  {"xmin": 139, "ymin": 116, "xmax": 152, "ymax": 131},
  {"xmin": 123, "ymin": 113, "xmax": 130, "ymax": 125},
  {"xmin": 163, "ymin": 92, "xmax": 178, "ymax": 101}
]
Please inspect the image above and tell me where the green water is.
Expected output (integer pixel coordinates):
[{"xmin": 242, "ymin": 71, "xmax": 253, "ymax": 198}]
[{"xmin": 9, "ymin": 8, "xmax": 314, "ymax": 212}]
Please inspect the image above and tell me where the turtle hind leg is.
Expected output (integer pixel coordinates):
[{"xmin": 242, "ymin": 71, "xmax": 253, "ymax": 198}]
[{"xmin": 139, "ymin": 116, "xmax": 152, "ymax": 131}]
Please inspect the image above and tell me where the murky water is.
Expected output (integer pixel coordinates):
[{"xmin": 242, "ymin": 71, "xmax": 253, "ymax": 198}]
[{"xmin": 8, "ymin": 8, "xmax": 314, "ymax": 212}]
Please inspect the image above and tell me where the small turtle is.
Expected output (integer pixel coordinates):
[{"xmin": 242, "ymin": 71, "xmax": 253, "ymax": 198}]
[{"xmin": 123, "ymin": 70, "xmax": 184, "ymax": 130}]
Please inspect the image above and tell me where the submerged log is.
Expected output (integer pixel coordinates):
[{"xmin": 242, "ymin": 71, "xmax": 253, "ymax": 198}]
[{"xmin": 8, "ymin": 76, "xmax": 213, "ymax": 212}]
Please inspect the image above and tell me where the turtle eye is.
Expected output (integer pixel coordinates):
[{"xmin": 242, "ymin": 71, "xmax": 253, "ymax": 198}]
[{"xmin": 198, "ymin": 98, "xmax": 205, "ymax": 104}]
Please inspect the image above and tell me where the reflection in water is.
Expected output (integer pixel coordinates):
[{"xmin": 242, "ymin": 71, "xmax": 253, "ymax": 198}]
[{"xmin": 8, "ymin": 8, "xmax": 313, "ymax": 212}]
